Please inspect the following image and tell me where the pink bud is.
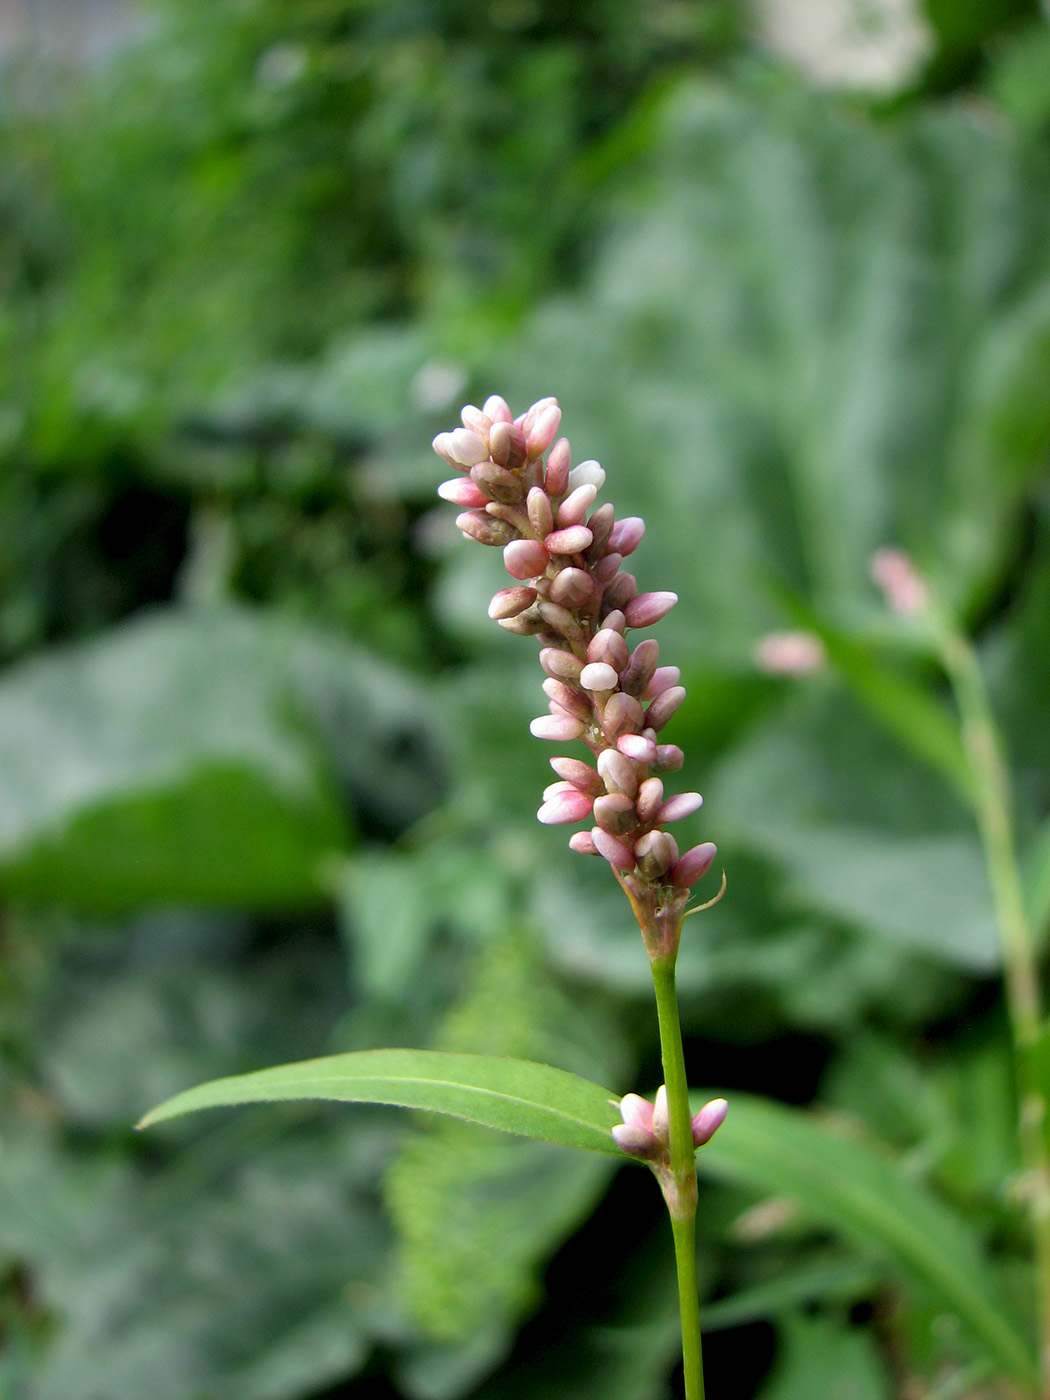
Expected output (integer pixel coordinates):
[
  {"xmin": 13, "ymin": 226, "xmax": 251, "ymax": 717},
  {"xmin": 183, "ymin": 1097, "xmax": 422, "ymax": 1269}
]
[
  {"xmin": 622, "ymin": 639, "xmax": 660, "ymax": 698},
  {"xmin": 593, "ymin": 792, "xmax": 636, "ymax": 835},
  {"xmin": 457, "ymin": 511, "xmax": 513, "ymax": 546},
  {"xmin": 550, "ymin": 756, "xmax": 604, "ymax": 796},
  {"xmin": 591, "ymin": 827, "xmax": 636, "ymax": 871},
  {"xmin": 597, "ymin": 748, "xmax": 639, "ymax": 798},
  {"xmin": 489, "ymin": 420, "xmax": 527, "ymax": 471},
  {"xmin": 438, "ymin": 477, "xmax": 489, "ymax": 507},
  {"xmin": 653, "ymin": 744, "xmax": 684, "ymax": 773},
  {"xmin": 543, "ymin": 677, "xmax": 592, "ymax": 721},
  {"xmin": 567, "ymin": 460, "xmax": 605, "ymax": 491},
  {"xmin": 527, "ymin": 404, "xmax": 562, "ymax": 458},
  {"xmin": 539, "ymin": 648, "xmax": 584, "ymax": 682},
  {"xmin": 520, "ymin": 396, "xmax": 558, "ymax": 435},
  {"xmin": 602, "ymin": 610, "xmax": 627, "ymax": 634},
  {"xmin": 609, "ymin": 516, "xmax": 646, "ymax": 556},
  {"xmin": 580, "ymin": 662, "xmax": 619, "ymax": 692},
  {"xmin": 483, "ymin": 394, "xmax": 513, "ymax": 423},
  {"xmin": 636, "ymin": 777, "xmax": 664, "ymax": 824},
  {"xmin": 652, "ymin": 1085, "xmax": 669, "ymax": 1144},
  {"xmin": 692, "ymin": 1098, "xmax": 728, "ymax": 1147},
  {"xmin": 634, "ymin": 830, "xmax": 679, "ymax": 879},
  {"xmin": 530, "ymin": 715, "xmax": 586, "ymax": 741},
  {"xmin": 504, "ymin": 539, "xmax": 550, "ymax": 580},
  {"xmin": 527, "ymin": 487, "xmax": 554, "ymax": 538},
  {"xmin": 448, "ymin": 427, "xmax": 490, "ymax": 466},
  {"xmin": 587, "ymin": 628, "xmax": 629, "ymax": 671},
  {"xmin": 612, "ymin": 1123, "xmax": 662, "ymax": 1159},
  {"xmin": 658, "ymin": 792, "xmax": 703, "ymax": 823},
  {"xmin": 549, "ymin": 567, "xmax": 594, "ymax": 608},
  {"xmin": 537, "ymin": 599, "xmax": 584, "ymax": 642},
  {"xmin": 569, "ymin": 831, "xmax": 599, "ymax": 855},
  {"xmin": 545, "ymin": 525, "xmax": 593, "ymax": 555},
  {"xmin": 669, "ymin": 842, "xmax": 717, "ymax": 888},
  {"xmin": 586, "ymin": 504, "xmax": 616, "ymax": 555},
  {"xmin": 625, "ymin": 591, "xmax": 678, "ymax": 628},
  {"xmin": 537, "ymin": 789, "xmax": 595, "ymax": 825},
  {"xmin": 617, "ymin": 733, "xmax": 658, "ymax": 763},
  {"xmin": 557, "ymin": 484, "xmax": 598, "ymax": 526},
  {"xmin": 544, "ymin": 438, "xmax": 572, "ymax": 495},
  {"xmin": 603, "ymin": 571, "xmax": 637, "ymax": 612},
  {"xmin": 460, "ymin": 404, "xmax": 492, "ymax": 434},
  {"xmin": 646, "ymin": 685, "xmax": 686, "ymax": 732},
  {"xmin": 602, "ymin": 691, "xmax": 645, "ymax": 741},
  {"xmin": 871, "ymin": 547, "xmax": 929, "ymax": 617},
  {"xmin": 432, "ymin": 432, "xmax": 460, "ymax": 467},
  {"xmin": 644, "ymin": 666, "xmax": 681, "ymax": 700},
  {"xmin": 594, "ymin": 553, "xmax": 623, "ymax": 584},
  {"xmin": 488, "ymin": 586, "xmax": 537, "ymax": 620},
  {"xmin": 619, "ymin": 1093, "xmax": 655, "ymax": 1133}
]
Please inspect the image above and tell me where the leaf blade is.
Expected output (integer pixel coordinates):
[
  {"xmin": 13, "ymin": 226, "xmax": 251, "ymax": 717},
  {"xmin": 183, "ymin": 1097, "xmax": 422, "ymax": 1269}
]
[{"xmin": 138, "ymin": 1048, "xmax": 624, "ymax": 1156}]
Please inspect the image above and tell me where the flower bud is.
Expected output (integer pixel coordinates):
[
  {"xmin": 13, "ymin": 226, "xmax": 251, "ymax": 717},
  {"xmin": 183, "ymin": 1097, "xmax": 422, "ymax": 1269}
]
[
  {"xmin": 527, "ymin": 403, "xmax": 562, "ymax": 458},
  {"xmin": 636, "ymin": 777, "xmax": 664, "ymax": 824},
  {"xmin": 692, "ymin": 1098, "xmax": 728, "ymax": 1147},
  {"xmin": 625, "ymin": 591, "xmax": 677, "ymax": 628},
  {"xmin": 620, "ymin": 639, "xmax": 660, "ymax": 698},
  {"xmin": 545, "ymin": 525, "xmax": 593, "ymax": 555},
  {"xmin": 609, "ymin": 516, "xmax": 645, "ymax": 556},
  {"xmin": 871, "ymin": 547, "xmax": 928, "ymax": 617},
  {"xmin": 504, "ymin": 539, "xmax": 550, "ymax": 580},
  {"xmin": 526, "ymin": 487, "xmax": 554, "ymax": 538},
  {"xmin": 594, "ymin": 552, "xmax": 623, "ymax": 584},
  {"xmin": 587, "ymin": 628, "xmax": 629, "ymax": 671},
  {"xmin": 658, "ymin": 792, "xmax": 703, "ymax": 823},
  {"xmin": 597, "ymin": 748, "xmax": 639, "ymax": 798},
  {"xmin": 550, "ymin": 756, "xmax": 604, "ymax": 796},
  {"xmin": 557, "ymin": 484, "xmax": 598, "ymax": 526},
  {"xmin": 617, "ymin": 732, "xmax": 658, "ymax": 763},
  {"xmin": 652, "ymin": 1085, "xmax": 670, "ymax": 1145},
  {"xmin": 585, "ymin": 503, "xmax": 616, "ymax": 557},
  {"xmin": 543, "ymin": 677, "xmax": 592, "ymax": 721},
  {"xmin": 530, "ymin": 715, "xmax": 586, "ymax": 741},
  {"xmin": 580, "ymin": 662, "xmax": 619, "ymax": 692},
  {"xmin": 537, "ymin": 789, "xmax": 594, "ymax": 824},
  {"xmin": 488, "ymin": 586, "xmax": 537, "ymax": 620},
  {"xmin": 646, "ymin": 685, "xmax": 686, "ymax": 732},
  {"xmin": 537, "ymin": 599, "xmax": 585, "ymax": 642},
  {"xmin": 483, "ymin": 394, "xmax": 513, "ymax": 423},
  {"xmin": 539, "ymin": 647, "xmax": 584, "ymax": 682},
  {"xmin": 569, "ymin": 830, "xmax": 599, "ymax": 855},
  {"xmin": 612, "ymin": 1123, "xmax": 662, "ymax": 1159},
  {"xmin": 593, "ymin": 792, "xmax": 636, "ymax": 835},
  {"xmin": 448, "ymin": 427, "xmax": 490, "ymax": 466},
  {"xmin": 550, "ymin": 567, "xmax": 595, "ymax": 608},
  {"xmin": 488, "ymin": 420, "xmax": 527, "ymax": 471},
  {"xmin": 602, "ymin": 609, "xmax": 627, "ymax": 634},
  {"xmin": 603, "ymin": 572, "xmax": 638, "ymax": 612},
  {"xmin": 438, "ymin": 477, "xmax": 489, "ymax": 507},
  {"xmin": 457, "ymin": 511, "xmax": 513, "ymax": 546},
  {"xmin": 460, "ymin": 404, "xmax": 492, "ymax": 435},
  {"xmin": 472, "ymin": 461, "xmax": 524, "ymax": 504},
  {"xmin": 567, "ymin": 460, "xmax": 605, "ymax": 492},
  {"xmin": 635, "ymin": 830, "xmax": 679, "ymax": 880},
  {"xmin": 619, "ymin": 1092, "xmax": 655, "ymax": 1133},
  {"xmin": 644, "ymin": 666, "xmax": 681, "ymax": 700},
  {"xmin": 602, "ymin": 691, "xmax": 645, "ymax": 740},
  {"xmin": 544, "ymin": 438, "xmax": 571, "ymax": 495},
  {"xmin": 498, "ymin": 611, "xmax": 545, "ymax": 635},
  {"xmin": 652, "ymin": 743, "xmax": 684, "ymax": 773},
  {"xmin": 669, "ymin": 842, "xmax": 717, "ymax": 888},
  {"xmin": 591, "ymin": 827, "xmax": 636, "ymax": 871}
]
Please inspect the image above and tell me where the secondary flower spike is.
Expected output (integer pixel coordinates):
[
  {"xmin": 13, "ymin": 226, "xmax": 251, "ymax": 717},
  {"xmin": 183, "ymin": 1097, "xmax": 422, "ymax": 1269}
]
[{"xmin": 435, "ymin": 395, "xmax": 717, "ymax": 933}]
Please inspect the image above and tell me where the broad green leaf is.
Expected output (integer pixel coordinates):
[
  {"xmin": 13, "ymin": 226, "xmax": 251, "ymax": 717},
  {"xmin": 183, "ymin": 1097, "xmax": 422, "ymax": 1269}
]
[
  {"xmin": 697, "ymin": 1093, "xmax": 1037, "ymax": 1386},
  {"xmin": 138, "ymin": 1049, "xmax": 624, "ymax": 1156},
  {"xmin": 756, "ymin": 1312, "xmax": 891, "ymax": 1400}
]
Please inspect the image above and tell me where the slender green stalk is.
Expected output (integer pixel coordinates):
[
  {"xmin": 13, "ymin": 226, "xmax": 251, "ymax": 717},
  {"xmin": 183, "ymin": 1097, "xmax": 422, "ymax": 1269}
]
[
  {"xmin": 652, "ymin": 956, "xmax": 705, "ymax": 1400},
  {"xmin": 936, "ymin": 620, "xmax": 1050, "ymax": 1394}
]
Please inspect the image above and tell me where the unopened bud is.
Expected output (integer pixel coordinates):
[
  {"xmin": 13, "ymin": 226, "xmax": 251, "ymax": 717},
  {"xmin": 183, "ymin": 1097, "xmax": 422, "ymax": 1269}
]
[
  {"xmin": 539, "ymin": 648, "xmax": 584, "ymax": 682},
  {"xmin": 669, "ymin": 842, "xmax": 717, "ymax": 888},
  {"xmin": 530, "ymin": 715, "xmax": 586, "ymax": 741},
  {"xmin": 550, "ymin": 567, "xmax": 595, "ymax": 608},
  {"xmin": 591, "ymin": 827, "xmax": 636, "ymax": 871},
  {"xmin": 504, "ymin": 539, "xmax": 550, "ymax": 580},
  {"xmin": 617, "ymin": 732, "xmax": 658, "ymax": 763},
  {"xmin": 625, "ymin": 591, "xmax": 677, "ymax": 629},
  {"xmin": 593, "ymin": 792, "xmax": 636, "ymax": 835},
  {"xmin": 587, "ymin": 628, "xmax": 629, "ymax": 671},
  {"xmin": 594, "ymin": 552, "xmax": 623, "ymax": 584},
  {"xmin": 620, "ymin": 639, "xmax": 660, "ymax": 698},
  {"xmin": 636, "ymin": 777, "xmax": 665, "ymax": 825},
  {"xmin": 580, "ymin": 662, "xmax": 619, "ymax": 692},
  {"xmin": 634, "ymin": 830, "xmax": 679, "ymax": 880},
  {"xmin": 603, "ymin": 572, "xmax": 638, "ymax": 612},
  {"xmin": 644, "ymin": 666, "xmax": 681, "ymax": 700},
  {"xmin": 609, "ymin": 516, "xmax": 645, "ymax": 557},
  {"xmin": 557, "ymin": 483, "xmax": 597, "ymax": 526},
  {"xmin": 457, "ymin": 510, "xmax": 513, "ymax": 546},
  {"xmin": 448, "ymin": 428, "xmax": 490, "ymax": 466},
  {"xmin": 438, "ymin": 477, "xmax": 489, "ymax": 507},
  {"xmin": 569, "ymin": 830, "xmax": 599, "ymax": 855},
  {"xmin": 460, "ymin": 405, "xmax": 492, "ymax": 435},
  {"xmin": 692, "ymin": 1098, "xmax": 728, "ymax": 1147},
  {"xmin": 597, "ymin": 748, "xmax": 639, "ymax": 798},
  {"xmin": 488, "ymin": 586, "xmax": 537, "ymax": 620},
  {"xmin": 585, "ymin": 503, "xmax": 616, "ymax": 557},
  {"xmin": 527, "ymin": 487, "xmax": 554, "ymax": 537},
  {"xmin": 658, "ymin": 792, "xmax": 703, "ymax": 824},
  {"xmin": 567, "ymin": 460, "xmax": 605, "ymax": 492},
  {"xmin": 537, "ymin": 789, "xmax": 594, "ymax": 824},
  {"xmin": 550, "ymin": 756, "xmax": 604, "ymax": 796},
  {"xmin": 543, "ymin": 677, "xmax": 592, "ymax": 721},
  {"xmin": 545, "ymin": 525, "xmax": 593, "ymax": 556},
  {"xmin": 527, "ymin": 403, "xmax": 562, "ymax": 458},
  {"xmin": 537, "ymin": 599, "xmax": 585, "ymax": 642},
  {"xmin": 612, "ymin": 1123, "xmax": 662, "ymax": 1159},
  {"xmin": 489, "ymin": 420, "xmax": 527, "ymax": 471},
  {"xmin": 472, "ymin": 460, "xmax": 524, "ymax": 504},
  {"xmin": 652, "ymin": 743, "xmax": 684, "ymax": 773},
  {"xmin": 483, "ymin": 394, "xmax": 513, "ymax": 423},
  {"xmin": 544, "ymin": 438, "xmax": 572, "ymax": 495},
  {"xmin": 645, "ymin": 685, "xmax": 687, "ymax": 732},
  {"xmin": 603, "ymin": 691, "xmax": 645, "ymax": 740},
  {"xmin": 652, "ymin": 1085, "xmax": 670, "ymax": 1144}
]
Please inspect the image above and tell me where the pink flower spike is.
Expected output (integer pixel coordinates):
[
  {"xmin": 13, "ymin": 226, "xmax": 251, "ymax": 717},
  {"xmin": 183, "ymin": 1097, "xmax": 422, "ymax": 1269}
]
[
  {"xmin": 483, "ymin": 394, "xmax": 513, "ymax": 423},
  {"xmin": 617, "ymin": 733, "xmax": 659, "ymax": 763},
  {"xmin": 644, "ymin": 666, "xmax": 681, "ymax": 700},
  {"xmin": 537, "ymin": 789, "xmax": 595, "ymax": 825},
  {"xmin": 438, "ymin": 477, "xmax": 489, "ymax": 507},
  {"xmin": 609, "ymin": 516, "xmax": 646, "ymax": 556},
  {"xmin": 569, "ymin": 831, "xmax": 599, "ymax": 855},
  {"xmin": 504, "ymin": 539, "xmax": 550, "ymax": 580},
  {"xmin": 591, "ymin": 827, "xmax": 636, "ymax": 871},
  {"xmin": 669, "ymin": 842, "xmax": 718, "ymax": 888},
  {"xmin": 530, "ymin": 715, "xmax": 586, "ymax": 741},
  {"xmin": 527, "ymin": 404, "xmax": 562, "ymax": 458},
  {"xmin": 625, "ymin": 591, "xmax": 678, "ymax": 628},
  {"xmin": 658, "ymin": 792, "xmax": 704, "ymax": 824},
  {"xmin": 691, "ymin": 1098, "xmax": 728, "ymax": 1148},
  {"xmin": 619, "ymin": 1093, "xmax": 655, "ymax": 1133}
]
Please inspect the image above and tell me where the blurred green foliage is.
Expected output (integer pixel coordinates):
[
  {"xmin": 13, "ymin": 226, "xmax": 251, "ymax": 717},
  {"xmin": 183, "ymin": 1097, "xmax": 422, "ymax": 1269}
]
[{"xmin": 3, "ymin": 0, "xmax": 1050, "ymax": 1396}]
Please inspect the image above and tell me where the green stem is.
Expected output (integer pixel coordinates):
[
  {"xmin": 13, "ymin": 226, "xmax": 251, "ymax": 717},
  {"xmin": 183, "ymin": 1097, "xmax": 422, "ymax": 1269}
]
[
  {"xmin": 652, "ymin": 957, "xmax": 705, "ymax": 1400},
  {"xmin": 937, "ymin": 621, "xmax": 1050, "ymax": 1394}
]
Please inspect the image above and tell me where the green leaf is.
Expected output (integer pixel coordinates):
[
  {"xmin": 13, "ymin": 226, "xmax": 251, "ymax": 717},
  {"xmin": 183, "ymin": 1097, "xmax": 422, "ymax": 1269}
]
[
  {"xmin": 138, "ymin": 1049, "xmax": 624, "ymax": 1156},
  {"xmin": 697, "ymin": 1093, "xmax": 1037, "ymax": 1386},
  {"xmin": 756, "ymin": 1312, "xmax": 891, "ymax": 1400}
]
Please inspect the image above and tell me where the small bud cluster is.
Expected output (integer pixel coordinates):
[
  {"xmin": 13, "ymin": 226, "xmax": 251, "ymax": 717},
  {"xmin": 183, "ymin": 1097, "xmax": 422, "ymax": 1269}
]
[
  {"xmin": 613, "ymin": 1088, "xmax": 728, "ymax": 1161},
  {"xmin": 435, "ymin": 395, "xmax": 716, "ymax": 896}
]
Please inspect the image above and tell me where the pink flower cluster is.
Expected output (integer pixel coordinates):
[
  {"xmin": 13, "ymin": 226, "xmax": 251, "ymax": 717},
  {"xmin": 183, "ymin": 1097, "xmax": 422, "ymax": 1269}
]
[
  {"xmin": 613, "ymin": 1089, "xmax": 728, "ymax": 1160},
  {"xmin": 434, "ymin": 394, "xmax": 716, "ymax": 892}
]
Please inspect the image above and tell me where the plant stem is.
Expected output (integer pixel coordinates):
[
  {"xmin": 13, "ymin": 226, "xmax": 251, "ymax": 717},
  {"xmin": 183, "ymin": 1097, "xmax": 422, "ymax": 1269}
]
[
  {"xmin": 652, "ymin": 956, "xmax": 705, "ymax": 1400},
  {"xmin": 937, "ymin": 621, "xmax": 1050, "ymax": 1394}
]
